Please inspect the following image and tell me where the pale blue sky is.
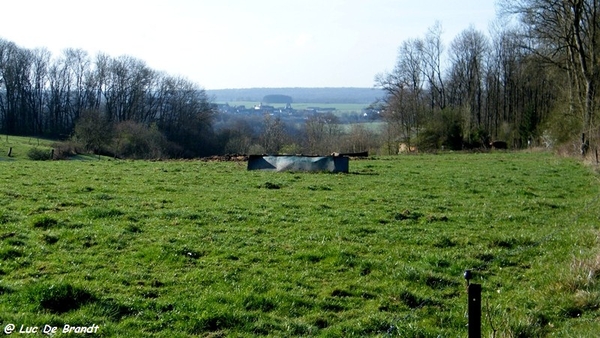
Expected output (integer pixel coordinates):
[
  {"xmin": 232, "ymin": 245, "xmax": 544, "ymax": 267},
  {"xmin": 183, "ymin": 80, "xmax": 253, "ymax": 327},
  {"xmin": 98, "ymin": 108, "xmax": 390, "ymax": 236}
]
[{"xmin": 1, "ymin": 0, "xmax": 498, "ymax": 89}]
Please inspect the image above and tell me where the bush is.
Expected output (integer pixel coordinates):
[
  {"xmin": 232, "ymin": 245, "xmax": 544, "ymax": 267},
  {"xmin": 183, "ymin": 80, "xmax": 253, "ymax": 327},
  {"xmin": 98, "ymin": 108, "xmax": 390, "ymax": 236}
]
[
  {"xmin": 27, "ymin": 148, "xmax": 53, "ymax": 161},
  {"xmin": 51, "ymin": 140, "xmax": 83, "ymax": 159},
  {"xmin": 418, "ymin": 108, "xmax": 463, "ymax": 151},
  {"xmin": 73, "ymin": 109, "xmax": 113, "ymax": 154},
  {"xmin": 113, "ymin": 121, "xmax": 168, "ymax": 159},
  {"xmin": 544, "ymin": 102, "xmax": 582, "ymax": 145}
]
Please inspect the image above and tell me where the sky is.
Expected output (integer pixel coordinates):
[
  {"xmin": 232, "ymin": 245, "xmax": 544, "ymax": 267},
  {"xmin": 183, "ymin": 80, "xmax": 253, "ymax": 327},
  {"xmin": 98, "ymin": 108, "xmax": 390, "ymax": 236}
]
[{"xmin": 0, "ymin": 0, "xmax": 499, "ymax": 90}]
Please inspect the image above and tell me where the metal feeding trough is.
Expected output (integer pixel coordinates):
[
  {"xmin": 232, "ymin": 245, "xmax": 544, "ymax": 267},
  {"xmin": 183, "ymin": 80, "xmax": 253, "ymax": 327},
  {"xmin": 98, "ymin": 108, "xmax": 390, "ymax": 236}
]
[{"xmin": 247, "ymin": 152, "xmax": 367, "ymax": 173}]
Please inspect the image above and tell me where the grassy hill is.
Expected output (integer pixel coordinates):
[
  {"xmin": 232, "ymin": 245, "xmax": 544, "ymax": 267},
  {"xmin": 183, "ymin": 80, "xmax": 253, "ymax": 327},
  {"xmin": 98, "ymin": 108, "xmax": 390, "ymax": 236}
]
[
  {"xmin": 0, "ymin": 135, "xmax": 54, "ymax": 161},
  {"xmin": 0, "ymin": 152, "xmax": 599, "ymax": 336},
  {"xmin": 0, "ymin": 135, "xmax": 100, "ymax": 162}
]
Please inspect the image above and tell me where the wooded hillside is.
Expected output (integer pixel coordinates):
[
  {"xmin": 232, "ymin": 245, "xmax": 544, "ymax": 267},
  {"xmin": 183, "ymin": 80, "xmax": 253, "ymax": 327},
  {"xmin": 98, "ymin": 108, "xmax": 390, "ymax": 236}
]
[{"xmin": 376, "ymin": 1, "xmax": 600, "ymax": 156}]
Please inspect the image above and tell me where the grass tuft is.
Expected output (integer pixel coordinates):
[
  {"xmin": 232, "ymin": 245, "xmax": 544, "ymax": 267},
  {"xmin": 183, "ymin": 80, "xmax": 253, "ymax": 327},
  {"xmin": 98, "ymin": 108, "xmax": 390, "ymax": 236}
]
[
  {"xmin": 566, "ymin": 253, "xmax": 600, "ymax": 291},
  {"xmin": 31, "ymin": 215, "xmax": 59, "ymax": 229},
  {"xmin": 331, "ymin": 288, "xmax": 353, "ymax": 297},
  {"xmin": 398, "ymin": 290, "xmax": 437, "ymax": 309},
  {"xmin": 0, "ymin": 211, "xmax": 15, "ymax": 224},
  {"xmin": 41, "ymin": 233, "xmax": 59, "ymax": 244},
  {"xmin": 0, "ymin": 283, "xmax": 12, "ymax": 295},
  {"xmin": 28, "ymin": 283, "xmax": 95, "ymax": 313},
  {"xmin": 243, "ymin": 294, "xmax": 277, "ymax": 312},
  {"xmin": 259, "ymin": 181, "xmax": 281, "ymax": 189},
  {"xmin": 0, "ymin": 247, "xmax": 23, "ymax": 260},
  {"xmin": 85, "ymin": 207, "xmax": 124, "ymax": 219},
  {"xmin": 490, "ymin": 236, "xmax": 536, "ymax": 249},
  {"xmin": 433, "ymin": 236, "xmax": 456, "ymax": 248},
  {"xmin": 394, "ymin": 209, "xmax": 423, "ymax": 221},
  {"xmin": 191, "ymin": 310, "xmax": 244, "ymax": 333}
]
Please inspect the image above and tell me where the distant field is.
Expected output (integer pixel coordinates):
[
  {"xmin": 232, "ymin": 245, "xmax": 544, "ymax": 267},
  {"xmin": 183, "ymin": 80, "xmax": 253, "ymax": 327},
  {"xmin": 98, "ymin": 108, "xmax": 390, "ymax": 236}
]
[
  {"xmin": 206, "ymin": 87, "xmax": 384, "ymax": 105},
  {"xmin": 1, "ymin": 153, "xmax": 599, "ymax": 336},
  {"xmin": 340, "ymin": 121, "xmax": 386, "ymax": 133},
  {"xmin": 216, "ymin": 101, "xmax": 369, "ymax": 114}
]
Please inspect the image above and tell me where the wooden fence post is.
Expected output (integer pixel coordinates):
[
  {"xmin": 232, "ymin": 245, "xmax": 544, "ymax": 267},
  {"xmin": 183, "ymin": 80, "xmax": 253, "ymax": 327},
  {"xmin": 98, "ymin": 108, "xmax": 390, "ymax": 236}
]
[{"xmin": 467, "ymin": 283, "xmax": 482, "ymax": 338}]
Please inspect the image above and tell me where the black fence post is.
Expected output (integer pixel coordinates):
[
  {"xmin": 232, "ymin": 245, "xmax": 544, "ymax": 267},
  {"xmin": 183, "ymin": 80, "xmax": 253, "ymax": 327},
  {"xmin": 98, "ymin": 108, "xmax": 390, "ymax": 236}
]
[{"xmin": 467, "ymin": 283, "xmax": 482, "ymax": 338}]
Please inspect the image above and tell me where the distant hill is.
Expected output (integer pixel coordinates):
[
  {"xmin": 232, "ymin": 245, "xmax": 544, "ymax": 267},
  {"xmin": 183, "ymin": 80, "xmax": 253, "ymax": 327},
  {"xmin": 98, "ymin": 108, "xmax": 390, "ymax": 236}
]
[{"xmin": 206, "ymin": 87, "xmax": 384, "ymax": 104}]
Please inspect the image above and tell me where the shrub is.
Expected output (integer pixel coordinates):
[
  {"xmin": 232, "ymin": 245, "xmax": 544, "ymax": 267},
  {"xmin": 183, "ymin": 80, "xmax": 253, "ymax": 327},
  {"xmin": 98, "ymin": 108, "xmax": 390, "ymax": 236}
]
[
  {"xmin": 113, "ymin": 121, "xmax": 168, "ymax": 159},
  {"xmin": 27, "ymin": 148, "xmax": 52, "ymax": 161},
  {"xmin": 417, "ymin": 108, "xmax": 464, "ymax": 150},
  {"xmin": 73, "ymin": 109, "xmax": 113, "ymax": 154},
  {"xmin": 51, "ymin": 140, "xmax": 83, "ymax": 159}
]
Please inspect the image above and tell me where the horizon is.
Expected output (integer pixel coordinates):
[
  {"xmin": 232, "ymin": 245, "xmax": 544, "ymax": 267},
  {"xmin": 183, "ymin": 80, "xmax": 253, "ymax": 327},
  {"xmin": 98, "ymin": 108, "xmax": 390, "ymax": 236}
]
[
  {"xmin": 1, "ymin": 1, "xmax": 498, "ymax": 90},
  {"xmin": 205, "ymin": 87, "xmax": 384, "ymax": 105},
  {"xmin": 205, "ymin": 86, "xmax": 382, "ymax": 90}
]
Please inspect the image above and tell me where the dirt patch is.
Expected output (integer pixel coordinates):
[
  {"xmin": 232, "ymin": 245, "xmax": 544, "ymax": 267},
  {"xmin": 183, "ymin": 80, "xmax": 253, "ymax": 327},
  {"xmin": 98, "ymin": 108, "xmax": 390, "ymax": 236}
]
[{"xmin": 199, "ymin": 154, "xmax": 249, "ymax": 162}]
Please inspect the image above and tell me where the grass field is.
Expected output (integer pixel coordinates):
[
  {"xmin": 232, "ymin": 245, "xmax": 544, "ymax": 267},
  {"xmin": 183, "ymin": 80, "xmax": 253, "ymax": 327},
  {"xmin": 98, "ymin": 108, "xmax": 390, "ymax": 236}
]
[{"xmin": 1, "ymin": 148, "xmax": 600, "ymax": 336}]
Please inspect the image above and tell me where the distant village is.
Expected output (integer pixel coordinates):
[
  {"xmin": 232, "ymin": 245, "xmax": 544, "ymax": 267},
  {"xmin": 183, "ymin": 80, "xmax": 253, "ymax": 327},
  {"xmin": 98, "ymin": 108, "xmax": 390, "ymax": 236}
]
[{"xmin": 212, "ymin": 102, "xmax": 381, "ymax": 121}]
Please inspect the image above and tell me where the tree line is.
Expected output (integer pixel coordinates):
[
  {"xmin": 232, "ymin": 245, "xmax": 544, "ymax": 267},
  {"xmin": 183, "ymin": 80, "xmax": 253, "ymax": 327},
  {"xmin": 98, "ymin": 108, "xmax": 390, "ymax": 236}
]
[
  {"xmin": 0, "ymin": 38, "xmax": 380, "ymax": 158},
  {"xmin": 376, "ymin": 0, "xmax": 600, "ymax": 156},
  {"xmin": 212, "ymin": 111, "xmax": 380, "ymax": 156},
  {"xmin": 4, "ymin": 0, "xmax": 598, "ymax": 159},
  {"xmin": 0, "ymin": 39, "xmax": 214, "ymax": 158}
]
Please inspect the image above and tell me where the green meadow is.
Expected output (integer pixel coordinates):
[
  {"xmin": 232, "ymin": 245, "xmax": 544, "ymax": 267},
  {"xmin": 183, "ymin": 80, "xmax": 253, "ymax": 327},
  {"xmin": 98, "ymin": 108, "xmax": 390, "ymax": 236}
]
[{"xmin": 1, "ymin": 147, "xmax": 600, "ymax": 336}]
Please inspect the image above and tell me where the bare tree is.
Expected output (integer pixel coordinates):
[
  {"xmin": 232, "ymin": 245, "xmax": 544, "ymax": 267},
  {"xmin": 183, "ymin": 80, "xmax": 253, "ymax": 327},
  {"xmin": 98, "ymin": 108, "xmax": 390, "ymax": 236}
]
[
  {"xmin": 156, "ymin": 75, "xmax": 214, "ymax": 156},
  {"xmin": 342, "ymin": 124, "xmax": 378, "ymax": 153},
  {"xmin": 220, "ymin": 117, "xmax": 256, "ymax": 154},
  {"xmin": 46, "ymin": 54, "xmax": 72, "ymax": 136},
  {"xmin": 421, "ymin": 21, "xmax": 447, "ymax": 111},
  {"xmin": 447, "ymin": 26, "xmax": 489, "ymax": 144},
  {"xmin": 73, "ymin": 109, "xmax": 113, "ymax": 154},
  {"xmin": 303, "ymin": 112, "xmax": 341, "ymax": 155},
  {"xmin": 261, "ymin": 114, "xmax": 285, "ymax": 154},
  {"xmin": 0, "ymin": 40, "xmax": 34, "ymax": 135},
  {"xmin": 29, "ymin": 48, "xmax": 51, "ymax": 135},
  {"xmin": 376, "ymin": 38, "xmax": 426, "ymax": 149},
  {"xmin": 0, "ymin": 37, "xmax": 216, "ymax": 157},
  {"xmin": 63, "ymin": 49, "xmax": 91, "ymax": 123}
]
